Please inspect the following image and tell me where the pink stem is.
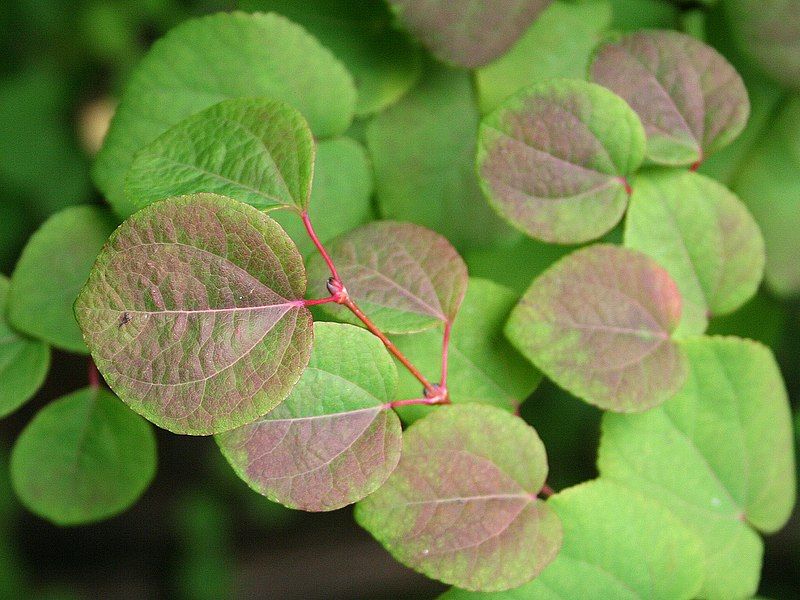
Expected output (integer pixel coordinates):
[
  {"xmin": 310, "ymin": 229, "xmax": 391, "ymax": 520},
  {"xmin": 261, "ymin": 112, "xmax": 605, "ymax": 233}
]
[
  {"xmin": 388, "ymin": 396, "xmax": 448, "ymax": 409},
  {"xmin": 301, "ymin": 210, "xmax": 340, "ymax": 282},
  {"xmin": 440, "ymin": 322, "xmax": 452, "ymax": 387},
  {"xmin": 302, "ymin": 295, "xmax": 339, "ymax": 307},
  {"xmin": 539, "ymin": 484, "xmax": 555, "ymax": 499},
  {"xmin": 88, "ymin": 359, "xmax": 100, "ymax": 390}
]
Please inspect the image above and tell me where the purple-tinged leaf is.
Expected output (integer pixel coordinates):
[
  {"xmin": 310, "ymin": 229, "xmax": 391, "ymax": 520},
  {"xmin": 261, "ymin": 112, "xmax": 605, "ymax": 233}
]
[
  {"xmin": 217, "ymin": 322, "xmax": 401, "ymax": 511},
  {"xmin": 307, "ymin": 221, "xmax": 468, "ymax": 333},
  {"xmin": 75, "ymin": 193, "xmax": 313, "ymax": 436},
  {"xmin": 477, "ymin": 79, "xmax": 645, "ymax": 244},
  {"xmin": 591, "ymin": 29, "xmax": 750, "ymax": 166},
  {"xmin": 505, "ymin": 244, "xmax": 688, "ymax": 412},
  {"xmin": 356, "ymin": 404, "xmax": 562, "ymax": 592},
  {"xmin": 388, "ymin": 0, "xmax": 553, "ymax": 68}
]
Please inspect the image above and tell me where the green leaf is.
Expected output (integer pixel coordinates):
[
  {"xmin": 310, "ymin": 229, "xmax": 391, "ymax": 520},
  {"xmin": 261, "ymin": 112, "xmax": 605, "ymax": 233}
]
[
  {"xmin": 124, "ymin": 98, "xmax": 315, "ymax": 217},
  {"xmin": 725, "ymin": 0, "xmax": 800, "ymax": 90},
  {"xmin": 10, "ymin": 387, "xmax": 157, "ymax": 525},
  {"xmin": 74, "ymin": 193, "xmax": 314, "ymax": 435},
  {"xmin": 732, "ymin": 97, "xmax": 800, "ymax": 297},
  {"xmin": 94, "ymin": 11, "xmax": 357, "ymax": 211},
  {"xmin": 475, "ymin": 1, "xmax": 613, "ymax": 114},
  {"xmin": 272, "ymin": 137, "xmax": 374, "ymax": 257},
  {"xmin": 8, "ymin": 205, "xmax": 118, "ymax": 354},
  {"xmin": 477, "ymin": 79, "xmax": 645, "ymax": 244},
  {"xmin": 608, "ymin": 0, "xmax": 678, "ymax": 30},
  {"xmin": 506, "ymin": 244, "xmax": 687, "ymax": 412},
  {"xmin": 217, "ymin": 322, "xmax": 401, "ymax": 511},
  {"xmin": 0, "ymin": 275, "xmax": 49, "ymax": 418},
  {"xmin": 368, "ymin": 60, "xmax": 515, "ymax": 251},
  {"xmin": 599, "ymin": 336, "xmax": 796, "ymax": 598},
  {"xmin": 388, "ymin": 0, "xmax": 552, "ymax": 68},
  {"xmin": 307, "ymin": 221, "xmax": 469, "ymax": 334},
  {"xmin": 238, "ymin": 0, "xmax": 421, "ymax": 115},
  {"xmin": 356, "ymin": 404, "xmax": 561, "ymax": 592},
  {"xmin": 624, "ymin": 170, "xmax": 764, "ymax": 335},
  {"xmin": 591, "ymin": 30, "xmax": 750, "ymax": 166},
  {"xmin": 440, "ymin": 479, "xmax": 705, "ymax": 600},
  {"xmin": 392, "ymin": 278, "xmax": 542, "ymax": 423}
]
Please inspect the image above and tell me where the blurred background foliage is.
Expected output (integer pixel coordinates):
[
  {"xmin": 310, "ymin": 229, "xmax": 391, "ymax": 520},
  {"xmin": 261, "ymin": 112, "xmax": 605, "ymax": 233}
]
[{"xmin": 0, "ymin": 0, "xmax": 797, "ymax": 598}]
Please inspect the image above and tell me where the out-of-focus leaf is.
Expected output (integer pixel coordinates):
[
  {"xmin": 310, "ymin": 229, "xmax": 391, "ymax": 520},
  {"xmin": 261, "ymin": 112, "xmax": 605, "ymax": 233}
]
[
  {"xmin": 387, "ymin": 0, "xmax": 553, "ymax": 68},
  {"xmin": 10, "ymin": 387, "xmax": 157, "ymax": 525},
  {"xmin": 75, "ymin": 193, "xmax": 313, "ymax": 435},
  {"xmin": 368, "ymin": 60, "xmax": 515, "ymax": 251},
  {"xmin": 0, "ymin": 275, "xmax": 49, "ymax": 418},
  {"xmin": 8, "ymin": 205, "xmax": 118, "ymax": 353},
  {"xmin": 475, "ymin": 1, "xmax": 612, "ymax": 114}
]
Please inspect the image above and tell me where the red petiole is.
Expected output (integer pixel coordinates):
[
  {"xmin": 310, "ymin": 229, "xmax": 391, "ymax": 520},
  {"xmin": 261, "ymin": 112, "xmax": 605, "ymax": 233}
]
[{"xmin": 299, "ymin": 210, "xmax": 450, "ymax": 404}]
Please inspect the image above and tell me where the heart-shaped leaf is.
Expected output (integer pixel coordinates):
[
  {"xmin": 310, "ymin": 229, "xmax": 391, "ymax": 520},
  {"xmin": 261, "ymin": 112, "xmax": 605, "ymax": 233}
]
[
  {"xmin": 10, "ymin": 387, "xmax": 157, "ymax": 525},
  {"xmin": 0, "ymin": 275, "xmax": 50, "ymax": 418},
  {"xmin": 368, "ymin": 60, "xmax": 515, "ymax": 250},
  {"xmin": 591, "ymin": 29, "xmax": 750, "ymax": 166},
  {"xmin": 217, "ymin": 322, "xmax": 402, "ymax": 512},
  {"xmin": 240, "ymin": 0, "xmax": 422, "ymax": 115},
  {"xmin": 726, "ymin": 0, "xmax": 800, "ymax": 90},
  {"xmin": 7, "ymin": 205, "xmax": 118, "ymax": 353},
  {"xmin": 388, "ymin": 0, "xmax": 552, "ymax": 68},
  {"xmin": 94, "ymin": 11, "xmax": 356, "ymax": 212},
  {"xmin": 392, "ymin": 278, "xmax": 542, "ymax": 423},
  {"xmin": 356, "ymin": 404, "xmax": 562, "ymax": 591},
  {"xmin": 75, "ymin": 193, "xmax": 314, "ymax": 435},
  {"xmin": 599, "ymin": 336, "xmax": 796, "ymax": 598},
  {"xmin": 475, "ymin": 1, "xmax": 613, "ymax": 114},
  {"xmin": 307, "ymin": 221, "xmax": 468, "ymax": 334},
  {"xmin": 506, "ymin": 244, "xmax": 687, "ymax": 412},
  {"xmin": 272, "ymin": 137, "xmax": 374, "ymax": 257},
  {"xmin": 440, "ymin": 479, "xmax": 705, "ymax": 600},
  {"xmin": 477, "ymin": 79, "xmax": 646, "ymax": 244},
  {"xmin": 125, "ymin": 98, "xmax": 315, "ymax": 215},
  {"xmin": 625, "ymin": 170, "xmax": 764, "ymax": 334}
]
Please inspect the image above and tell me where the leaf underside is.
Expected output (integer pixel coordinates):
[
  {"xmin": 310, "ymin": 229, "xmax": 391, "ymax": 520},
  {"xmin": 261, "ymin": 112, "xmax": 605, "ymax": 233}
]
[
  {"xmin": 217, "ymin": 322, "xmax": 402, "ymax": 511},
  {"xmin": 75, "ymin": 193, "xmax": 313, "ymax": 435},
  {"xmin": 506, "ymin": 244, "xmax": 687, "ymax": 412}
]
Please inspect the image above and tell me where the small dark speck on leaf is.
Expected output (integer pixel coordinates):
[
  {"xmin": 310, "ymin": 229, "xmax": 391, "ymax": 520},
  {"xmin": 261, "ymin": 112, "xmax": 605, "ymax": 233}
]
[{"xmin": 118, "ymin": 312, "xmax": 131, "ymax": 328}]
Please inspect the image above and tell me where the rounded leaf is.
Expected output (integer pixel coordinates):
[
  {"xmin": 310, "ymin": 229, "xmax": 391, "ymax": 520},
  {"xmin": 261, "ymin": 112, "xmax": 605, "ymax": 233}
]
[
  {"xmin": 726, "ymin": 0, "xmax": 800, "ymax": 90},
  {"xmin": 506, "ymin": 244, "xmax": 687, "ymax": 412},
  {"xmin": 240, "ymin": 0, "xmax": 422, "ymax": 115},
  {"xmin": 356, "ymin": 404, "xmax": 562, "ymax": 592},
  {"xmin": 599, "ymin": 337, "xmax": 795, "ymax": 598},
  {"xmin": 0, "ymin": 275, "xmax": 50, "ymax": 417},
  {"xmin": 625, "ymin": 170, "xmax": 764, "ymax": 332},
  {"xmin": 125, "ymin": 98, "xmax": 316, "ymax": 214},
  {"xmin": 388, "ymin": 0, "xmax": 553, "ymax": 68},
  {"xmin": 477, "ymin": 79, "xmax": 645, "ymax": 244},
  {"xmin": 307, "ymin": 221, "xmax": 469, "ymax": 333},
  {"xmin": 94, "ymin": 11, "xmax": 357, "ymax": 211},
  {"xmin": 441, "ymin": 479, "xmax": 705, "ymax": 600},
  {"xmin": 591, "ymin": 29, "xmax": 750, "ymax": 166},
  {"xmin": 10, "ymin": 387, "xmax": 157, "ymax": 525},
  {"xmin": 8, "ymin": 205, "xmax": 118, "ymax": 353},
  {"xmin": 217, "ymin": 322, "xmax": 402, "ymax": 512},
  {"xmin": 392, "ymin": 278, "xmax": 541, "ymax": 423},
  {"xmin": 75, "ymin": 193, "xmax": 313, "ymax": 435}
]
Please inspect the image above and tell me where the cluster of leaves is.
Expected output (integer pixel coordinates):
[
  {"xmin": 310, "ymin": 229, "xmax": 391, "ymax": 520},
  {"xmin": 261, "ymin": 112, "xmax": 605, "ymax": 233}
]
[{"xmin": 0, "ymin": 1, "xmax": 797, "ymax": 597}]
